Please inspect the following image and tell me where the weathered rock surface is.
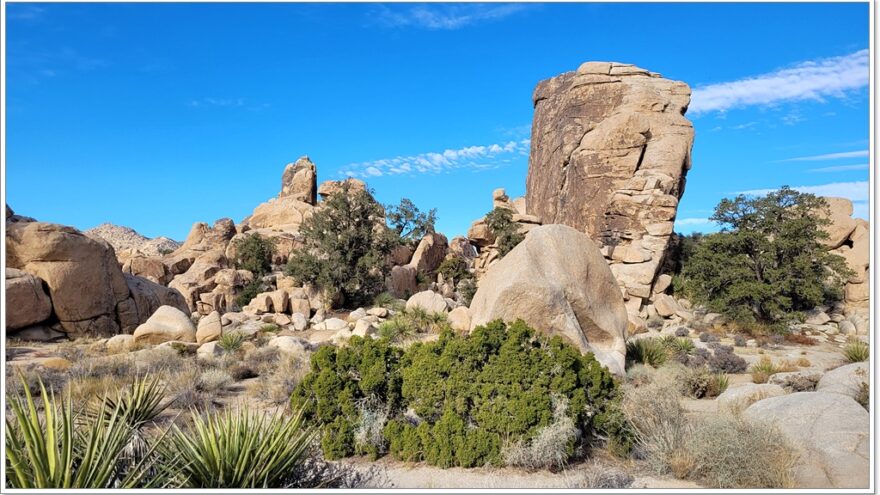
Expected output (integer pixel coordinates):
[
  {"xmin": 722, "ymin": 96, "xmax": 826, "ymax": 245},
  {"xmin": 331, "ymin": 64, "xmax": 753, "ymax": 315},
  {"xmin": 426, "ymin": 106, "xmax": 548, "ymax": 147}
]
[
  {"xmin": 468, "ymin": 224, "xmax": 629, "ymax": 374},
  {"xmin": 822, "ymin": 197, "xmax": 869, "ymax": 308},
  {"xmin": 716, "ymin": 383, "xmax": 785, "ymax": 413},
  {"xmin": 524, "ymin": 62, "xmax": 694, "ymax": 320},
  {"xmin": 280, "ymin": 156, "xmax": 317, "ymax": 205},
  {"xmin": 408, "ymin": 233, "xmax": 448, "ymax": 274},
  {"xmin": 86, "ymin": 223, "xmax": 180, "ymax": 260},
  {"xmin": 196, "ymin": 310, "xmax": 223, "ymax": 344},
  {"xmin": 7, "ymin": 222, "xmax": 131, "ymax": 336},
  {"xmin": 317, "ymin": 178, "xmax": 366, "ymax": 200},
  {"xmin": 388, "ymin": 264, "xmax": 417, "ymax": 299},
  {"xmin": 448, "ymin": 306, "xmax": 471, "ymax": 332},
  {"xmin": 5, "ymin": 268, "xmax": 52, "ymax": 330},
  {"xmin": 246, "ymin": 196, "xmax": 315, "ymax": 232},
  {"xmin": 816, "ymin": 362, "xmax": 869, "ymax": 401},
  {"xmin": 132, "ymin": 305, "xmax": 197, "ymax": 345},
  {"xmin": 123, "ymin": 274, "xmax": 190, "ymax": 329},
  {"xmin": 744, "ymin": 392, "xmax": 869, "ymax": 488},
  {"xmin": 405, "ymin": 290, "xmax": 448, "ymax": 315}
]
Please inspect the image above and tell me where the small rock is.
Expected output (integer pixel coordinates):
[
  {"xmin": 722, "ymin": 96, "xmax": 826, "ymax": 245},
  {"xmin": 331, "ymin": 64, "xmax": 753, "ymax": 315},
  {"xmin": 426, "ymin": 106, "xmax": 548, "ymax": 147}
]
[
  {"xmin": 367, "ymin": 307, "xmax": 388, "ymax": 318},
  {"xmin": 196, "ymin": 311, "xmax": 222, "ymax": 345},
  {"xmin": 197, "ymin": 341, "xmax": 222, "ymax": 359},
  {"xmin": 313, "ymin": 318, "xmax": 348, "ymax": 332},
  {"xmin": 268, "ymin": 335, "xmax": 310, "ymax": 355},
  {"xmin": 804, "ymin": 310, "xmax": 831, "ymax": 326},
  {"xmin": 405, "ymin": 290, "xmax": 448, "ymax": 315},
  {"xmin": 448, "ymin": 306, "xmax": 471, "ymax": 332},
  {"xmin": 347, "ymin": 308, "xmax": 367, "ymax": 322},
  {"xmin": 291, "ymin": 313, "xmax": 309, "ymax": 331},
  {"xmin": 352, "ymin": 319, "xmax": 377, "ymax": 338}
]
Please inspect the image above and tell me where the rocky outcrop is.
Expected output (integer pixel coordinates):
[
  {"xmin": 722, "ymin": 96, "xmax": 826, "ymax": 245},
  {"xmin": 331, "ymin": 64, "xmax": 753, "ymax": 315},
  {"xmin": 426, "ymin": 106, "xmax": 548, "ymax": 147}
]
[
  {"xmin": 820, "ymin": 197, "xmax": 869, "ymax": 309},
  {"xmin": 408, "ymin": 233, "xmax": 448, "ymax": 274},
  {"xmin": 132, "ymin": 305, "xmax": 197, "ymax": 345},
  {"xmin": 317, "ymin": 178, "xmax": 367, "ymax": 200},
  {"xmin": 466, "ymin": 189, "xmax": 542, "ymax": 279},
  {"xmin": 744, "ymin": 392, "xmax": 869, "ymax": 488},
  {"xmin": 5, "ymin": 268, "xmax": 52, "ymax": 330},
  {"xmin": 468, "ymin": 224, "xmax": 629, "ymax": 375},
  {"xmin": 85, "ymin": 223, "xmax": 180, "ymax": 261},
  {"xmin": 6, "ymin": 220, "xmax": 188, "ymax": 337},
  {"xmin": 524, "ymin": 62, "xmax": 694, "ymax": 322},
  {"xmin": 280, "ymin": 156, "xmax": 318, "ymax": 205}
]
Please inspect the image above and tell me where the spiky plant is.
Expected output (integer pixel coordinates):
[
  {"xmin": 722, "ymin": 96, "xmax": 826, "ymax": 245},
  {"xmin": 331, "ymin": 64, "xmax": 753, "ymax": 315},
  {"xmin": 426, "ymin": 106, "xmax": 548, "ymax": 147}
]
[
  {"xmin": 843, "ymin": 340, "xmax": 869, "ymax": 363},
  {"xmin": 626, "ymin": 338, "xmax": 668, "ymax": 368},
  {"xmin": 5, "ymin": 376, "xmax": 164, "ymax": 488},
  {"xmin": 217, "ymin": 331, "xmax": 247, "ymax": 353},
  {"xmin": 163, "ymin": 407, "xmax": 317, "ymax": 488}
]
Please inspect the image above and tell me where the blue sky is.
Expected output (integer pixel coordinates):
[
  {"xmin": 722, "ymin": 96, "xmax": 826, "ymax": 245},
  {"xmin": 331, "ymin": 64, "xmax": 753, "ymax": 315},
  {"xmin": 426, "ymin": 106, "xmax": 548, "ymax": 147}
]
[{"xmin": 5, "ymin": 2, "xmax": 870, "ymax": 240}]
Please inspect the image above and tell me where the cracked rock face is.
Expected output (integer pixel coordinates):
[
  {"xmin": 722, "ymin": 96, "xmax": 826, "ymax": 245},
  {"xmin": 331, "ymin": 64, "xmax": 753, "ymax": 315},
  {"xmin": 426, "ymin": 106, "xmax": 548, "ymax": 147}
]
[{"xmin": 525, "ymin": 62, "xmax": 694, "ymax": 316}]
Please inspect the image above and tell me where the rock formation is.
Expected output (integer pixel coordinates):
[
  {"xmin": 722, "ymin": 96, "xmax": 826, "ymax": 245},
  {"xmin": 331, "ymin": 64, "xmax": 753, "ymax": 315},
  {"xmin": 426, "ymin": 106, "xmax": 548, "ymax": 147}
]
[
  {"xmin": 86, "ymin": 223, "xmax": 181, "ymax": 260},
  {"xmin": 466, "ymin": 188, "xmax": 541, "ymax": 279},
  {"xmin": 6, "ymin": 218, "xmax": 188, "ymax": 338},
  {"xmin": 819, "ymin": 197, "xmax": 869, "ymax": 309},
  {"xmin": 524, "ymin": 62, "xmax": 694, "ymax": 323},
  {"xmin": 468, "ymin": 224, "xmax": 629, "ymax": 375},
  {"xmin": 280, "ymin": 156, "xmax": 318, "ymax": 204}
]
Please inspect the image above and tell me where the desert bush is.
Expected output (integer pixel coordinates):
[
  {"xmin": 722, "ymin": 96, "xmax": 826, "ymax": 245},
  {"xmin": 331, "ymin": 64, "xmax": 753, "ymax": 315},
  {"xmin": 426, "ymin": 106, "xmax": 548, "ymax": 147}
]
[
  {"xmin": 575, "ymin": 461, "xmax": 635, "ymax": 489},
  {"xmin": 456, "ymin": 278, "xmax": 477, "ymax": 307},
  {"xmin": 252, "ymin": 351, "xmax": 311, "ymax": 405},
  {"xmin": 856, "ymin": 381, "xmax": 869, "ymax": 411},
  {"xmin": 353, "ymin": 397, "xmax": 390, "ymax": 460},
  {"xmin": 261, "ymin": 323, "xmax": 281, "ymax": 333},
  {"xmin": 733, "ymin": 335, "xmax": 747, "ymax": 347},
  {"xmin": 625, "ymin": 338, "xmax": 668, "ymax": 368},
  {"xmin": 196, "ymin": 369, "xmax": 233, "ymax": 393},
  {"xmin": 294, "ymin": 320, "xmax": 621, "ymax": 468},
  {"xmin": 844, "ymin": 340, "xmax": 869, "ymax": 362},
  {"xmin": 698, "ymin": 332, "xmax": 718, "ymax": 343},
  {"xmin": 371, "ymin": 292, "xmax": 396, "ymax": 308},
  {"xmin": 242, "ymin": 346, "xmax": 281, "ymax": 375},
  {"xmin": 686, "ymin": 413, "xmax": 798, "ymax": 488},
  {"xmin": 674, "ymin": 327, "xmax": 690, "ymax": 337},
  {"xmin": 484, "ymin": 207, "xmax": 524, "ymax": 256},
  {"xmin": 385, "ymin": 197, "xmax": 437, "ymax": 245},
  {"xmin": 677, "ymin": 187, "xmax": 851, "ymax": 327},
  {"xmin": 706, "ymin": 345, "xmax": 747, "ymax": 374},
  {"xmin": 231, "ymin": 233, "xmax": 276, "ymax": 276},
  {"xmin": 285, "ymin": 182, "xmax": 396, "ymax": 308},
  {"xmin": 683, "ymin": 368, "xmax": 729, "ymax": 399},
  {"xmin": 646, "ymin": 316, "xmax": 664, "ymax": 329},
  {"xmin": 502, "ymin": 395, "xmax": 581, "ymax": 470},
  {"xmin": 748, "ymin": 356, "xmax": 795, "ymax": 384},
  {"xmin": 437, "ymin": 255, "xmax": 470, "ymax": 283},
  {"xmin": 378, "ymin": 307, "xmax": 451, "ymax": 342},
  {"xmin": 161, "ymin": 407, "xmax": 316, "ymax": 488},
  {"xmin": 217, "ymin": 332, "xmax": 247, "ymax": 353}
]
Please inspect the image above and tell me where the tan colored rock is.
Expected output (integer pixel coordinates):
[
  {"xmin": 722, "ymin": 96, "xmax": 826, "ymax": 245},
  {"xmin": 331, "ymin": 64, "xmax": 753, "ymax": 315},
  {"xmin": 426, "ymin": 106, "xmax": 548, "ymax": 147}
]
[
  {"xmin": 448, "ymin": 306, "xmax": 471, "ymax": 332},
  {"xmin": 511, "ymin": 197, "xmax": 527, "ymax": 215},
  {"xmin": 268, "ymin": 335, "xmax": 310, "ymax": 355},
  {"xmin": 716, "ymin": 383, "xmax": 785, "ymax": 413},
  {"xmin": 122, "ymin": 255, "xmax": 172, "ymax": 285},
  {"xmin": 652, "ymin": 273, "xmax": 672, "ymax": 294},
  {"xmin": 744, "ymin": 392, "xmax": 869, "ymax": 488},
  {"xmin": 388, "ymin": 265, "xmax": 417, "ymax": 298},
  {"xmin": 652, "ymin": 293, "xmax": 679, "ymax": 318},
  {"xmin": 132, "ymin": 305, "xmax": 197, "ymax": 345},
  {"xmin": 123, "ymin": 274, "xmax": 189, "ymax": 332},
  {"xmin": 5, "ymin": 268, "xmax": 52, "ymax": 330},
  {"xmin": 448, "ymin": 236, "xmax": 478, "ymax": 260},
  {"xmin": 467, "ymin": 220, "xmax": 495, "ymax": 247},
  {"xmin": 280, "ymin": 156, "xmax": 317, "ymax": 205},
  {"xmin": 408, "ymin": 232, "xmax": 448, "ymax": 274},
  {"xmin": 525, "ymin": 62, "xmax": 693, "ymax": 311},
  {"xmin": 289, "ymin": 297, "xmax": 311, "ymax": 318},
  {"xmin": 817, "ymin": 362, "xmax": 869, "ymax": 401},
  {"xmin": 246, "ymin": 196, "xmax": 315, "ymax": 233},
  {"xmin": 406, "ymin": 290, "xmax": 449, "ymax": 315},
  {"xmin": 819, "ymin": 197, "xmax": 859, "ymax": 248},
  {"xmin": 468, "ymin": 224, "xmax": 628, "ymax": 375},
  {"xmin": 196, "ymin": 311, "xmax": 222, "ymax": 344},
  {"xmin": 7, "ymin": 222, "xmax": 131, "ymax": 337},
  {"xmin": 318, "ymin": 178, "xmax": 367, "ymax": 199}
]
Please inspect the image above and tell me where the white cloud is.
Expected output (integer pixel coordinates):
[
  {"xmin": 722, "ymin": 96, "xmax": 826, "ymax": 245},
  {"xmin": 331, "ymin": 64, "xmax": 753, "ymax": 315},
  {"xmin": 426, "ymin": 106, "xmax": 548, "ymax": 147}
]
[
  {"xmin": 807, "ymin": 164, "xmax": 869, "ymax": 173},
  {"xmin": 374, "ymin": 3, "xmax": 530, "ymax": 30},
  {"xmin": 675, "ymin": 217, "xmax": 716, "ymax": 226},
  {"xmin": 690, "ymin": 49, "xmax": 869, "ymax": 115},
  {"xmin": 188, "ymin": 98, "xmax": 245, "ymax": 108},
  {"xmin": 8, "ymin": 5, "xmax": 45, "ymax": 20},
  {"xmin": 340, "ymin": 139, "xmax": 530, "ymax": 178},
  {"xmin": 781, "ymin": 149, "xmax": 869, "ymax": 162},
  {"xmin": 739, "ymin": 181, "xmax": 869, "ymax": 202}
]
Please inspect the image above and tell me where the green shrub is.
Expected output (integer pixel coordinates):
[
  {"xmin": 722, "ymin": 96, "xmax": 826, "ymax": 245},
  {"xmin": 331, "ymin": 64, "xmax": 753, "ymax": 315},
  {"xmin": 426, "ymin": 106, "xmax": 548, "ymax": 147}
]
[
  {"xmin": 293, "ymin": 320, "xmax": 621, "ymax": 468},
  {"xmin": 843, "ymin": 340, "xmax": 869, "ymax": 362},
  {"xmin": 385, "ymin": 198, "xmax": 437, "ymax": 245},
  {"xmin": 485, "ymin": 207, "xmax": 524, "ymax": 256},
  {"xmin": 231, "ymin": 233, "xmax": 276, "ymax": 276},
  {"xmin": 457, "ymin": 278, "xmax": 477, "ymax": 307},
  {"xmin": 437, "ymin": 256, "xmax": 470, "ymax": 282},
  {"xmin": 677, "ymin": 187, "xmax": 852, "ymax": 327},
  {"xmin": 626, "ymin": 338, "xmax": 668, "ymax": 368},
  {"xmin": 285, "ymin": 183, "xmax": 396, "ymax": 307},
  {"xmin": 372, "ymin": 292, "xmax": 396, "ymax": 308},
  {"xmin": 217, "ymin": 332, "xmax": 247, "ymax": 353},
  {"xmin": 683, "ymin": 368, "xmax": 729, "ymax": 399},
  {"xmin": 235, "ymin": 279, "xmax": 265, "ymax": 309}
]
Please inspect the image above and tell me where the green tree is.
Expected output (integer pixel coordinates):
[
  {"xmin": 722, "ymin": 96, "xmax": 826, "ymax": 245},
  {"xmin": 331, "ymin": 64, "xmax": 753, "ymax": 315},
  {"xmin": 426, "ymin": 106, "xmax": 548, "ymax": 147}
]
[
  {"xmin": 679, "ymin": 187, "xmax": 852, "ymax": 326},
  {"xmin": 285, "ymin": 183, "xmax": 396, "ymax": 308},
  {"xmin": 385, "ymin": 198, "xmax": 437, "ymax": 245},
  {"xmin": 231, "ymin": 233, "xmax": 276, "ymax": 276},
  {"xmin": 485, "ymin": 207, "xmax": 524, "ymax": 256}
]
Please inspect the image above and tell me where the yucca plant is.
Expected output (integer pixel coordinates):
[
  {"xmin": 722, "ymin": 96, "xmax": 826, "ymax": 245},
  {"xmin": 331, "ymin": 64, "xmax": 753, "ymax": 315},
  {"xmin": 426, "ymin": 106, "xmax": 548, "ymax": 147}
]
[
  {"xmin": 749, "ymin": 356, "xmax": 778, "ymax": 384},
  {"xmin": 88, "ymin": 375, "xmax": 168, "ymax": 428},
  {"xmin": 217, "ymin": 331, "xmax": 247, "ymax": 353},
  {"xmin": 660, "ymin": 335, "xmax": 695, "ymax": 355},
  {"xmin": 626, "ymin": 338, "xmax": 668, "ymax": 368},
  {"xmin": 843, "ymin": 340, "xmax": 869, "ymax": 363},
  {"xmin": 163, "ymin": 407, "xmax": 317, "ymax": 488},
  {"xmin": 5, "ymin": 376, "xmax": 164, "ymax": 488}
]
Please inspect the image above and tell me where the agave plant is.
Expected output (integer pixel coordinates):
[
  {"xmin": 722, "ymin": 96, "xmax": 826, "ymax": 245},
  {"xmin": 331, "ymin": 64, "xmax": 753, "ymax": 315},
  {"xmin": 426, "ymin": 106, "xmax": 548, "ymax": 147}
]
[
  {"xmin": 163, "ymin": 407, "xmax": 317, "ymax": 488},
  {"xmin": 626, "ymin": 338, "xmax": 668, "ymax": 368},
  {"xmin": 5, "ymin": 376, "xmax": 165, "ymax": 488},
  {"xmin": 217, "ymin": 331, "xmax": 247, "ymax": 353}
]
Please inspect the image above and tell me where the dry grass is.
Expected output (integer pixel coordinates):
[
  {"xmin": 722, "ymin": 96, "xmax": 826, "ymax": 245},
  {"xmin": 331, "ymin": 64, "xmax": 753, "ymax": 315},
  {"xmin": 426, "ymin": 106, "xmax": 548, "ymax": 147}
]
[
  {"xmin": 784, "ymin": 333, "xmax": 817, "ymax": 346},
  {"xmin": 503, "ymin": 395, "xmax": 580, "ymax": 470},
  {"xmin": 249, "ymin": 351, "xmax": 311, "ymax": 404},
  {"xmin": 749, "ymin": 356, "xmax": 796, "ymax": 384}
]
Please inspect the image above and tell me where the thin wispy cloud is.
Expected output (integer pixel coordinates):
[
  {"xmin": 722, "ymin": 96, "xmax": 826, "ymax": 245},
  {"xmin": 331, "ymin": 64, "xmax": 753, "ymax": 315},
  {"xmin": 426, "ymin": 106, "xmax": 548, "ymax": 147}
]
[
  {"xmin": 807, "ymin": 164, "xmax": 869, "ymax": 173},
  {"xmin": 8, "ymin": 5, "xmax": 45, "ymax": 20},
  {"xmin": 187, "ymin": 98, "xmax": 245, "ymax": 108},
  {"xmin": 675, "ymin": 217, "xmax": 716, "ymax": 226},
  {"xmin": 690, "ymin": 49, "xmax": 869, "ymax": 115},
  {"xmin": 739, "ymin": 181, "xmax": 869, "ymax": 202},
  {"xmin": 340, "ymin": 139, "xmax": 530, "ymax": 178},
  {"xmin": 781, "ymin": 149, "xmax": 869, "ymax": 162},
  {"xmin": 373, "ymin": 3, "xmax": 530, "ymax": 30}
]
